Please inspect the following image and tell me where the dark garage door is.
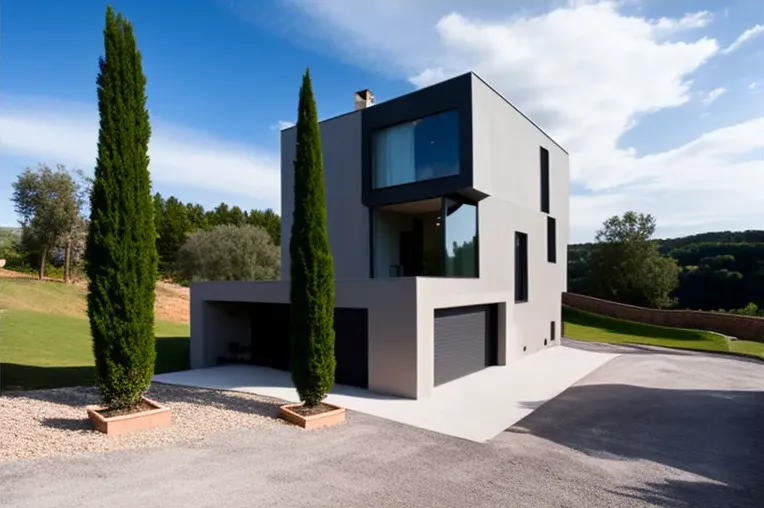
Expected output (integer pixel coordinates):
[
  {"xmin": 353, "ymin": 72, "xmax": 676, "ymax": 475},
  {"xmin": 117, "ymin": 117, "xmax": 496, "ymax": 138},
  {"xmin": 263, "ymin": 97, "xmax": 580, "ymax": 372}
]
[
  {"xmin": 249, "ymin": 304, "xmax": 369, "ymax": 389},
  {"xmin": 434, "ymin": 304, "xmax": 498, "ymax": 386}
]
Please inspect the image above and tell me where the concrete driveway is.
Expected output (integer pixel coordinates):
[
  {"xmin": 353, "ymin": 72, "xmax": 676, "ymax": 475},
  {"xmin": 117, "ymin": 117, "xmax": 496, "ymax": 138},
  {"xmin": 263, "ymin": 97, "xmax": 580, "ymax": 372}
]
[
  {"xmin": 153, "ymin": 344, "xmax": 619, "ymax": 442},
  {"xmin": 2, "ymin": 341, "xmax": 763, "ymax": 508}
]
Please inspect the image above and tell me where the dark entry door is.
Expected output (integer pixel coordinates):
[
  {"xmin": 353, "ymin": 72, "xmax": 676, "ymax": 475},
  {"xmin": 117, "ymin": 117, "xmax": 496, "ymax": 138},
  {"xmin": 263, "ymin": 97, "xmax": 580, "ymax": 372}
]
[
  {"xmin": 333, "ymin": 308, "xmax": 369, "ymax": 389},
  {"xmin": 249, "ymin": 304, "xmax": 369, "ymax": 389},
  {"xmin": 434, "ymin": 304, "xmax": 498, "ymax": 386}
]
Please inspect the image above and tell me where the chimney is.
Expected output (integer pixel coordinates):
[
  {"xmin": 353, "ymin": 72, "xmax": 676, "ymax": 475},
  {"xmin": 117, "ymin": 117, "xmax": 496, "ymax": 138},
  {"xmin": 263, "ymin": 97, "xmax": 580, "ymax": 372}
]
[{"xmin": 354, "ymin": 89, "xmax": 374, "ymax": 110}]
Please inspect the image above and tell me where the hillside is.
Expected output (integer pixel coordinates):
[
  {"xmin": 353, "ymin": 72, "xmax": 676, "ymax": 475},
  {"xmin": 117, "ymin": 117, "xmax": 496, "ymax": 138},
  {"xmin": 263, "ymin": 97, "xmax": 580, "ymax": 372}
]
[
  {"xmin": 568, "ymin": 229, "xmax": 764, "ymax": 311},
  {"xmin": 0, "ymin": 269, "xmax": 190, "ymax": 322},
  {"xmin": 0, "ymin": 270, "xmax": 190, "ymax": 390}
]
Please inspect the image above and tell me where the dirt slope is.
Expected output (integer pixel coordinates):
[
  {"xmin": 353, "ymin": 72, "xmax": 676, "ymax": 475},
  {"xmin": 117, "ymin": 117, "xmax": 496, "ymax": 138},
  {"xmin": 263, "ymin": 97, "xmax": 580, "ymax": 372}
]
[{"xmin": 0, "ymin": 269, "xmax": 189, "ymax": 322}]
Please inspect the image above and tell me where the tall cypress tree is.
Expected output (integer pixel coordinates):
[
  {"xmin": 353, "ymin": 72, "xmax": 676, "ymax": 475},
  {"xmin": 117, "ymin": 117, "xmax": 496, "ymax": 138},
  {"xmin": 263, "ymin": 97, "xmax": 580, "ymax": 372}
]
[
  {"xmin": 86, "ymin": 5, "xmax": 157, "ymax": 409},
  {"xmin": 289, "ymin": 69, "xmax": 336, "ymax": 407}
]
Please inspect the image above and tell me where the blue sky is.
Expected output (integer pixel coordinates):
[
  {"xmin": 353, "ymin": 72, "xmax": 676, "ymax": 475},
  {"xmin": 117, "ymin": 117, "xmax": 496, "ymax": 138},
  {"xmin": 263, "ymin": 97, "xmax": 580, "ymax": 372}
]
[{"xmin": 1, "ymin": 0, "xmax": 763, "ymax": 242}]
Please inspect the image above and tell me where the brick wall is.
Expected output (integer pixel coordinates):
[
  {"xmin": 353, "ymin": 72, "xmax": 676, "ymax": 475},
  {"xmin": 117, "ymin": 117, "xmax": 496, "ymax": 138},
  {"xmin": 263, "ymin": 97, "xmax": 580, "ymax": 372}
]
[{"xmin": 562, "ymin": 293, "xmax": 764, "ymax": 343}]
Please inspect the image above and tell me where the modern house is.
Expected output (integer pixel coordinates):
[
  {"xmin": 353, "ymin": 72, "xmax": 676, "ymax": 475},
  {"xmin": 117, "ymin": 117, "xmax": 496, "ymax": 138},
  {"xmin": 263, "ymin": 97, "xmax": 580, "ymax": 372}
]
[{"xmin": 189, "ymin": 72, "xmax": 569, "ymax": 399}]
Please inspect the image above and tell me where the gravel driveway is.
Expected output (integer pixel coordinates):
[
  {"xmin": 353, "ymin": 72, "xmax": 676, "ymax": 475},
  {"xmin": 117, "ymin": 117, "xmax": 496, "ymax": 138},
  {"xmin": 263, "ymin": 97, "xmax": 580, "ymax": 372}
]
[{"xmin": 2, "ymin": 343, "xmax": 762, "ymax": 508}]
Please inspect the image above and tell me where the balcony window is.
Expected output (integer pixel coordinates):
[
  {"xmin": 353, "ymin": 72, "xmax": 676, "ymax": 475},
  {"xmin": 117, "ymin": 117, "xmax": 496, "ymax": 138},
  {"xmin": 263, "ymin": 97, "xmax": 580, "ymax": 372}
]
[
  {"xmin": 444, "ymin": 198, "xmax": 478, "ymax": 277},
  {"xmin": 372, "ymin": 110, "xmax": 460, "ymax": 189},
  {"xmin": 371, "ymin": 196, "xmax": 478, "ymax": 279}
]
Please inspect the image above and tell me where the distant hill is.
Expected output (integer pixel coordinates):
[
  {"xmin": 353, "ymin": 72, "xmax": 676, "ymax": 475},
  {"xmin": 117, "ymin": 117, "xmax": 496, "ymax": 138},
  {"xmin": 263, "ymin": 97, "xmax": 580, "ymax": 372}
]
[{"xmin": 568, "ymin": 230, "xmax": 764, "ymax": 311}]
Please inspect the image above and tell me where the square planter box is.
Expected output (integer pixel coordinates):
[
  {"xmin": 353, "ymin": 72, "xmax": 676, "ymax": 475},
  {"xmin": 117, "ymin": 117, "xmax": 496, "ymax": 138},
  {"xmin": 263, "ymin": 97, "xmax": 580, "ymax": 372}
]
[
  {"xmin": 86, "ymin": 397, "xmax": 172, "ymax": 436},
  {"xmin": 280, "ymin": 402, "xmax": 346, "ymax": 430}
]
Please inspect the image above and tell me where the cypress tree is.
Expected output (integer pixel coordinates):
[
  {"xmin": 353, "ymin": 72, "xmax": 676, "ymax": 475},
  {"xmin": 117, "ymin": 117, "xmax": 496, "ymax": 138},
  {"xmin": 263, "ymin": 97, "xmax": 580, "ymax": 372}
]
[
  {"xmin": 289, "ymin": 69, "xmax": 336, "ymax": 407},
  {"xmin": 85, "ymin": 5, "xmax": 158, "ymax": 409}
]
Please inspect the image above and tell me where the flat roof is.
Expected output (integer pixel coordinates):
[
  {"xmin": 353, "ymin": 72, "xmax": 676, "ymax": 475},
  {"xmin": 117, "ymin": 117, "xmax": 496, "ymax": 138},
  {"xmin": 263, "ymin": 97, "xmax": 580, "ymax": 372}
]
[{"xmin": 282, "ymin": 71, "xmax": 568, "ymax": 155}]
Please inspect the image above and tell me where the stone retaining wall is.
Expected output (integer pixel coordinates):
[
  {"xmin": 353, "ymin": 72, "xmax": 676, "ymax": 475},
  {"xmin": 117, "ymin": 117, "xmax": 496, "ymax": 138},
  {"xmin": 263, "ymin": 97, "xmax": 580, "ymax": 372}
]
[{"xmin": 562, "ymin": 292, "xmax": 764, "ymax": 343}]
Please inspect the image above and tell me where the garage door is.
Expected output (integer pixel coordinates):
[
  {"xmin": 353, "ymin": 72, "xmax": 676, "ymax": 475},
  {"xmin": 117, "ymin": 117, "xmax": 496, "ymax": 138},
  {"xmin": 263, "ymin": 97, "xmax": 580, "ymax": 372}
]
[
  {"xmin": 249, "ymin": 304, "xmax": 369, "ymax": 389},
  {"xmin": 434, "ymin": 304, "xmax": 498, "ymax": 386}
]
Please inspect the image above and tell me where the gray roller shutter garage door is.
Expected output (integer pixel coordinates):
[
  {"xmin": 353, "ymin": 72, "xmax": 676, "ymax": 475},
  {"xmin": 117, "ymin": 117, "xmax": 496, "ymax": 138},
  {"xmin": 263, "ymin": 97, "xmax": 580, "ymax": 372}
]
[{"xmin": 434, "ymin": 304, "xmax": 498, "ymax": 386}]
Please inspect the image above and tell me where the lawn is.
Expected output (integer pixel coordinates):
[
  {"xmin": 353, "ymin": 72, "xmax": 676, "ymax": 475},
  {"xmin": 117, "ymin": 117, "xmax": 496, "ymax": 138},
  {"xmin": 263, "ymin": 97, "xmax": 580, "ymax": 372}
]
[
  {"xmin": 562, "ymin": 306, "xmax": 764, "ymax": 360},
  {"xmin": 1, "ymin": 310, "xmax": 190, "ymax": 390},
  {"xmin": 0, "ymin": 275, "xmax": 190, "ymax": 390}
]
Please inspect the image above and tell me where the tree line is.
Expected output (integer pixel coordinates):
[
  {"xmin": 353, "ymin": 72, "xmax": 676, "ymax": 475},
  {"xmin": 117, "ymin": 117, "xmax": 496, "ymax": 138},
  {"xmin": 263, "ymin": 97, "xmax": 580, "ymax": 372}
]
[
  {"xmin": 5, "ymin": 164, "xmax": 282, "ymax": 285},
  {"xmin": 569, "ymin": 212, "xmax": 764, "ymax": 316}
]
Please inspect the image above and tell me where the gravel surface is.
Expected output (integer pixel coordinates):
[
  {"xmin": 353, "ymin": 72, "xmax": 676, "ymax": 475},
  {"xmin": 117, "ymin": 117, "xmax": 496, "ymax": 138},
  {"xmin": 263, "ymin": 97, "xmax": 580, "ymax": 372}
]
[
  {"xmin": 0, "ymin": 383, "xmax": 283, "ymax": 462},
  {"xmin": 2, "ymin": 349, "xmax": 763, "ymax": 508}
]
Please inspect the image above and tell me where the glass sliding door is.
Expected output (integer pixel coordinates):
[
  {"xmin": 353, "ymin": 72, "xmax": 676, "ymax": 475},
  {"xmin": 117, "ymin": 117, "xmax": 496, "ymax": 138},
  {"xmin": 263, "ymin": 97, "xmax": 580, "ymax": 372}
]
[{"xmin": 371, "ymin": 195, "xmax": 478, "ymax": 279}]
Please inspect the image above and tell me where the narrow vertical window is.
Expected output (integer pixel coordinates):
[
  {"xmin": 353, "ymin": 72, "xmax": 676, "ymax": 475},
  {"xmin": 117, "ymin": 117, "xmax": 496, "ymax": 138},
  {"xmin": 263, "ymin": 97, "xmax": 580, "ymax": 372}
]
[
  {"xmin": 551, "ymin": 321, "xmax": 556, "ymax": 341},
  {"xmin": 540, "ymin": 146, "xmax": 550, "ymax": 214},
  {"xmin": 514, "ymin": 232, "xmax": 528, "ymax": 303},
  {"xmin": 547, "ymin": 216, "xmax": 557, "ymax": 263}
]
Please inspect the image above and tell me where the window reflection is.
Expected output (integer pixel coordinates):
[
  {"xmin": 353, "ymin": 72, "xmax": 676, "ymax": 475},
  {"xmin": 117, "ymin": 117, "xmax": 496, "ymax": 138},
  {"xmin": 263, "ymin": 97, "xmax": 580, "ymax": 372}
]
[
  {"xmin": 372, "ymin": 110, "xmax": 460, "ymax": 189},
  {"xmin": 444, "ymin": 198, "xmax": 477, "ymax": 277}
]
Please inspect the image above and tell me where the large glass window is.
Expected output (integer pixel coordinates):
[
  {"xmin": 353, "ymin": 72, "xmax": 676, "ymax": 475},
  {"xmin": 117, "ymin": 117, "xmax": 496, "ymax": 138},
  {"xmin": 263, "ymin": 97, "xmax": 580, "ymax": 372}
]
[
  {"xmin": 444, "ymin": 198, "xmax": 477, "ymax": 277},
  {"xmin": 372, "ymin": 110, "xmax": 460, "ymax": 189}
]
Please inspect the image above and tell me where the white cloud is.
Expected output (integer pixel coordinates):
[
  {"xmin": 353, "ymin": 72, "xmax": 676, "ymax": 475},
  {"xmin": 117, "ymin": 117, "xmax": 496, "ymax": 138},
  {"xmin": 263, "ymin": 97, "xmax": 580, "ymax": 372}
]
[
  {"xmin": 274, "ymin": 0, "xmax": 764, "ymax": 241},
  {"xmin": 0, "ymin": 96, "xmax": 280, "ymax": 211},
  {"xmin": 701, "ymin": 87, "xmax": 727, "ymax": 105},
  {"xmin": 722, "ymin": 24, "xmax": 764, "ymax": 54},
  {"xmin": 271, "ymin": 120, "xmax": 295, "ymax": 131},
  {"xmin": 750, "ymin": 82, "xmax": 758, "ymax": 90},
  {"xmin": 651, "ymin": 10, "xmax": 712, "ymax": 38}
]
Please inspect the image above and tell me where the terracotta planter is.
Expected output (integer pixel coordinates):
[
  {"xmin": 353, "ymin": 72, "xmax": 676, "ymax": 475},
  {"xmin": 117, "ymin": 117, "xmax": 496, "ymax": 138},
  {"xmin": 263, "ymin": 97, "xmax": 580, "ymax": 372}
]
[
  {"xmin": 279, "ymin": 402, "xmax": 346, "ymax": 430},
  {"xmin": 86, "ymin": 397, "xmax": 172, "ymax": 436}
]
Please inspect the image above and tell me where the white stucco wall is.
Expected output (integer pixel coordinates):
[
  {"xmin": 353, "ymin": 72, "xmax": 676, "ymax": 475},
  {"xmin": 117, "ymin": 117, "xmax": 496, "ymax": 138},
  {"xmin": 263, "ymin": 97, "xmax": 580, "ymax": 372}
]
[{"xmin": 470, "ymin": 73, "xmax": 570, "ymax": 361}]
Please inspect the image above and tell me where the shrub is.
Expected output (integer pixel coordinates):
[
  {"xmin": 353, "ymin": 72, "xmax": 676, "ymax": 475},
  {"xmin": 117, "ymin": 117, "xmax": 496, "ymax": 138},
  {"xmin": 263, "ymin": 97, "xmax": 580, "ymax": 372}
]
[{"xmin": 176, "ymin": 224, "xmax": 280, "ymax": 282}]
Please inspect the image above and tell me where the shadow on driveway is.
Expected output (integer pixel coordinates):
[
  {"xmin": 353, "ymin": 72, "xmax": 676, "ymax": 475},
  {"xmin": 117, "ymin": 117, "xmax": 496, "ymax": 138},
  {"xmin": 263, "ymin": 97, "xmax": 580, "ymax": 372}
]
[{"xmin": 508, "ymin": 382, "xmax": 764, "ymax": 507}]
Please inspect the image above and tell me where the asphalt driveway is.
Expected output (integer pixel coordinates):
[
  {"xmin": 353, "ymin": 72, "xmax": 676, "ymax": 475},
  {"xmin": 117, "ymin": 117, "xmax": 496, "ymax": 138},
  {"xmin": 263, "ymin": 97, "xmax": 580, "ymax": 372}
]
[{"xmin": 2, "ymin": 342, "xmax": 763, "ymax": 508}]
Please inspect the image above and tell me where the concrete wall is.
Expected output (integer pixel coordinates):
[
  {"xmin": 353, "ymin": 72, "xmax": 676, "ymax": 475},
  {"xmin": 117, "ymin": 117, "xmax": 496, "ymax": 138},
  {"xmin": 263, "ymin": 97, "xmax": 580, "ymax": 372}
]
[
  {"xmin": 190, "ymin": 278, "xmax": 421, "ymax": 398},
  {"xmin": 563, "ymin": 293, "xmax": 764, "ymax": 342},
  {"xmin": 469, "ymin": 73, "xmax": 570, "ymax": 363},
  {"xmin": 280, "ymin": 111, "xmax": 369, "ymax": 281}
]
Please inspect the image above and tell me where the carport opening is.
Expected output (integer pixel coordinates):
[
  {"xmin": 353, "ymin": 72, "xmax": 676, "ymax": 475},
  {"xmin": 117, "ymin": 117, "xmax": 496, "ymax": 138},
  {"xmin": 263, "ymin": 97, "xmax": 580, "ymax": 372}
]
[{"xmin": 209, "ymin": 302, "xmax": 370, "ymax": 389}]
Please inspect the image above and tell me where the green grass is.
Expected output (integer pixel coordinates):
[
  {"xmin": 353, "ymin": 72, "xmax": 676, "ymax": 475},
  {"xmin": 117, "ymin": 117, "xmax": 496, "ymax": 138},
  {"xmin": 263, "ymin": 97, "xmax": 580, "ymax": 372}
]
[
  {"xmin": 0, "ymin": 309, "xmax": 190, "ymax": 390},
  {"xmin": 563, "ymin": 306, "xmax": 764, "ymax": 360}
]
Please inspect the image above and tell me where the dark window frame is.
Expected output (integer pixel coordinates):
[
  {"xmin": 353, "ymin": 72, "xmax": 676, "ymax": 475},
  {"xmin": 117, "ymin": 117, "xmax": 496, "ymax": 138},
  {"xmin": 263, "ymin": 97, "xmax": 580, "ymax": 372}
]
[
  {"xmin": 514, "ymin": 231, "xmax": 529, "ymax": 303},
  {"xmin": 370, "ymin": 109, "xmax": 462, "ymax": 191},
  {"xmin": 361, "ymin": 73, "xmax": 475, "ymax": 209},
  {"xmin": 547, "ymin": 216, "xmax": 557, "ymax": 264},
  {"xmin": 540, "ymin": 146, "xmax": 550, "ymax": 214},
  {"xmin": 440, "ymin": 195, "xmax": 480, "ymax": 278}
]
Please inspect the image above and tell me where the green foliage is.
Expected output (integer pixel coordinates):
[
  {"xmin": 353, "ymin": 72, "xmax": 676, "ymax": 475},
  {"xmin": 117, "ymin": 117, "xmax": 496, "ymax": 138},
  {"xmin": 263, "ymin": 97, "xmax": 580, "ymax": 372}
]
[
  {"xmin": 152, "ymin": 193, "xmax": 281, "ymax": 280},
  {"xmin": 588, "ymin": 211, "xmax": 680, "ymax": 309},
  {"xmin": 718, "ymin": 302, "xmax": 764, "ymax": 317},
  {"xmin": 85, "ymin": 6, "xmax": 158, "ymax": 409},
  {"xmin": 289, "ymin": 69, "xmax": 336, "ymax": 407},
  {"xmin": 569, "ymin": 229, "xmax": 764, "ymax": 312},
  {"xmin": 0, "ymin": 228, "xmax": 21, "ymax": 259},
  {"xmin": 176, "ymin": 224, "xmax": 280, "ymax": 282},
  {"xmin": 154, "ymin": 193, "xmax": 195, "ymax": 275},
  {"xmin": 11, "ymin": 164, "xmax": 86, "ymax": 279},
  {"xmin": 447, "ymin": 237, "xmax": 477, "ymax": 276}
]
